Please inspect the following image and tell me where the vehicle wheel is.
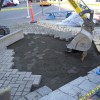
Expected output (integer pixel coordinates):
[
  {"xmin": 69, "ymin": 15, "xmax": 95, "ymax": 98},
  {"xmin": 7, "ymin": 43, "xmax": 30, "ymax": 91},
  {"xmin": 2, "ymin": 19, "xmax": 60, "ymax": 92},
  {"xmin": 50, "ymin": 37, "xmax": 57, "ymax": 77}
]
[{"xmin": 0, "ymin": 26, "xmax": 10, "ymax": 36}]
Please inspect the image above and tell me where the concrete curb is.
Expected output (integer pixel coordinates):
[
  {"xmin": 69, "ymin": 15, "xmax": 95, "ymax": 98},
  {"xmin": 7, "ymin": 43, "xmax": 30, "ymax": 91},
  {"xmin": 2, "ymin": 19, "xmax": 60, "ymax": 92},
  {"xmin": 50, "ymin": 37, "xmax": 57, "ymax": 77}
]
[{"xmin": 0, "ymin": 30, "xmax": 24, "ymax": 50}]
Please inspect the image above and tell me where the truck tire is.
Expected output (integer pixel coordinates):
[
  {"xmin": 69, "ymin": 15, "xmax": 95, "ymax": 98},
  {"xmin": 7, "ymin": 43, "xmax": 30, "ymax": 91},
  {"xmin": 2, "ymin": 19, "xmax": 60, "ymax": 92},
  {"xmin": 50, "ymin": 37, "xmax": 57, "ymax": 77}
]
[{"xmin": 0, "ymin": 26, "xmax": 10, "ymax": 36}]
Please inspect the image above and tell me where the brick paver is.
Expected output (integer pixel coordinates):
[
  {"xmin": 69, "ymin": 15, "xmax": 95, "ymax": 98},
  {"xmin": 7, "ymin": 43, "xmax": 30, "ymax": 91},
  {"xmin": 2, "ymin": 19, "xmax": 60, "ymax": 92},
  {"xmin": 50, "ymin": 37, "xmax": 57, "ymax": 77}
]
[{"xmin": 0, "ymin": 48, "xmax": 41, "ymax": 100}]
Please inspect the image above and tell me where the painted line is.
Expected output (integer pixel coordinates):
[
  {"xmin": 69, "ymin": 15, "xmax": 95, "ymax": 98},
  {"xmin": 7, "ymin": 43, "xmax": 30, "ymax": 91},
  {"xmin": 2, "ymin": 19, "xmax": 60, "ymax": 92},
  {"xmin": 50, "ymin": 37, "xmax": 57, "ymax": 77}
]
[
  {"xmin": 0, "ymin": 7, "xmax": 50, "ymax": 20},
  {"xmin": 1, "ymin": 3, "xmax": 40, "ymax": 12},
  {"xmin": 1, "ymin": 7, "xmax": 27, "ymax": 12},
  {"xmin": 1, "ymin": 3, "xmax": 50, "ymax": 12},
  {"xmin": 34, "ymin": 7, "xmax": 50, "ymax": 16}
]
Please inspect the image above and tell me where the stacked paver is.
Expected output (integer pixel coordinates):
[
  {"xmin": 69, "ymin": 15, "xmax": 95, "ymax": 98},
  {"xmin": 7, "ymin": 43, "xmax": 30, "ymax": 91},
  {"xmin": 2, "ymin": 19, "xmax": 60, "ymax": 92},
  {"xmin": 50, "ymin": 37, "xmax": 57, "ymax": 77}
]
[
  {"xmin": 9, "ymin": 21, "xmax": 81, "ymax": 41},
  {"xmin": 9, "ymin": 21, "xmax": 100, "ymax": 55},
  {"xmin": 93, "ymin": 27, "xmax": 100, "ymax": 52}
]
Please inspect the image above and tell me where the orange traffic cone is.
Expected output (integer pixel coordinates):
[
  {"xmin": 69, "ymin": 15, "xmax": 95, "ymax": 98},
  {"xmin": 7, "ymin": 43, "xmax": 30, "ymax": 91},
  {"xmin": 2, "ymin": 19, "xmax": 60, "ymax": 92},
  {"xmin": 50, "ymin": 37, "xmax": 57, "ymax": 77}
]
[{"xmin": 29, "ymin": 1, "xmax": 37, "ymax": 23}]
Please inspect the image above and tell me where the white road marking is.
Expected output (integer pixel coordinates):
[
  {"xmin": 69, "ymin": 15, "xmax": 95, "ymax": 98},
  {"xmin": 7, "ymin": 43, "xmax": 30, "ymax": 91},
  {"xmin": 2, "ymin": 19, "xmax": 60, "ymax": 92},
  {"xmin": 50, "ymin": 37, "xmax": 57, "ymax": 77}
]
[{"xmin": 34, "ymin": 7, "xmax": 50, "ymax": 16}]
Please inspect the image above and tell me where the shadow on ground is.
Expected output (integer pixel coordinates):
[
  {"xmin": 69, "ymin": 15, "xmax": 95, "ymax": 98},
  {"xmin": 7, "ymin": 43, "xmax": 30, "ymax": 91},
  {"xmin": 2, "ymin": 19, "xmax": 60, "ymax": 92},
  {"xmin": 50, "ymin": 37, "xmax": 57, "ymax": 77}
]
[{"xmin": 8, "ymin": 34, "xmax": 100, "ymax": 91}]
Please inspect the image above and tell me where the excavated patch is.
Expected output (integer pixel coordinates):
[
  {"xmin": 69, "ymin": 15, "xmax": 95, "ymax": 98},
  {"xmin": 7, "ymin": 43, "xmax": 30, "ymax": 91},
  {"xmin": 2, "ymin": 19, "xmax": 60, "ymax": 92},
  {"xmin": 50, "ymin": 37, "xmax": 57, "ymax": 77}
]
[{"xmin": 8, "ymin": 34, "xmax": 100, "ymax": 90}]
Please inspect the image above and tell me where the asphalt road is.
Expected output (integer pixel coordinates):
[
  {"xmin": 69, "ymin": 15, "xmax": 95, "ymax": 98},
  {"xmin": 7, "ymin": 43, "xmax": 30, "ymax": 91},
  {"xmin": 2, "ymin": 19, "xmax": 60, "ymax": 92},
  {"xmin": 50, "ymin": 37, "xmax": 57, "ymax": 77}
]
[{"xmin": 0, "ymin": 3, "xmax": 66, "ymax": 26}]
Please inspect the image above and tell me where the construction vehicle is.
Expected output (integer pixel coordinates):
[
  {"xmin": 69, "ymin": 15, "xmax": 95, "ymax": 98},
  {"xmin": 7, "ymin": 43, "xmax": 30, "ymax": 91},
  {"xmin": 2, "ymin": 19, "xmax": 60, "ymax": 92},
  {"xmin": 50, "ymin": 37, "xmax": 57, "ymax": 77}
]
[
  {"xmin": 40, "ymin": 0, "xmax": 51, "ymax": 6},
  {"xmin": 0, "ymin": 0, "xmax": 10, "ymax": 38},
  {"xmin": 66, "ymin": 0, "xmax": 94, "ymax": 61}
]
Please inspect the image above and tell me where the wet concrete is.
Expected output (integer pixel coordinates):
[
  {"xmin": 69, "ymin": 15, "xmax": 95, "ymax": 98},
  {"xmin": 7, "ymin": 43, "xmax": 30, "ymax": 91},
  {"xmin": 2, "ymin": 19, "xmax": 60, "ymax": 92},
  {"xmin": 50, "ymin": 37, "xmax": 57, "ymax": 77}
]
[{"xmin": 8, "ymin": 34, "xmax": 100, "ymax": 90}]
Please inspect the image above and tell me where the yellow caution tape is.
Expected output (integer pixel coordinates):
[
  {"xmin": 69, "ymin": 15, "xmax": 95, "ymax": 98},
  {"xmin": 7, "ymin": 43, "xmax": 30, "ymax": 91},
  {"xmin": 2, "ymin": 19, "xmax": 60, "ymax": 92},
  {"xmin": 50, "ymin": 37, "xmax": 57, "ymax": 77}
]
[{"xmin": 79, "ymin": 85, "xmax": 100, "ymax": 100}]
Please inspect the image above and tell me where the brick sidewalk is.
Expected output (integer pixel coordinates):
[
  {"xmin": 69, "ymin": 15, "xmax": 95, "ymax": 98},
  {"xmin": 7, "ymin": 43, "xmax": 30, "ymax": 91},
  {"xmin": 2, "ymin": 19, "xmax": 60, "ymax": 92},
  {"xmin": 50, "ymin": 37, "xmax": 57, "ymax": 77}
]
[{"xmin": 0, "ymin": 21, "xmax": 100, "ymax": 100}]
